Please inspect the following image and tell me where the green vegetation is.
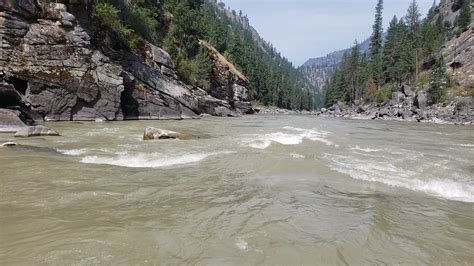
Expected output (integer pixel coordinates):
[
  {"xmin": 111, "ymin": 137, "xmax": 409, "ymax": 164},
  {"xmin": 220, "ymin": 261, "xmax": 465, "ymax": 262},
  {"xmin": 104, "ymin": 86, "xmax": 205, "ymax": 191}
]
[
  {"xmin": 469, "ymin": 84, "xmax": 474, "ymax": 97},
  {"xmin": 428, "ymin": 57, "xmax": 448, "ymax": 103},
  {"xmin": 374, "ymin": 85, "xmax": 393, "ymax": 103},
  {"xmin": 90, "ymin": 0, "xmax": 317, "ymax": 110},
  {"xmin": 370, "ymin": 0, "xmax": 384, "ymax": 85},
  {"xmin": 323, "ymin": 0, "xmax": 458, "ymax": 108},
  {"xmin": 92, "ymin": 3, "xmax": 138, "ymax": 48}
]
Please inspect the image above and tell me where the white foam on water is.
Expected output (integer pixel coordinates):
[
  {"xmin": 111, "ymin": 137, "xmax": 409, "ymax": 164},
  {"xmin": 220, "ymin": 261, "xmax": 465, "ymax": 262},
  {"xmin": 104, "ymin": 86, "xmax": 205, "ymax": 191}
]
[
  {"xmin": 80, "ymin": 151, "xmax": 234, "ymax": 168},
  {"xmin": 457, "ymin": 144, "xmax": 474, "ymax": 147},
  {"xmin": 235, "ymin": 239, "xmax": 249, "ymax": 251},
  {"xmin": 58, "ymin": 148, "xmax": 89, "ymax": 156},
  {"xmin": 351, "ymin": 145, "xmax": 382, "ymax": 153},
  {"xmin": 242, "ymin": 127, "xmax": 335, "ymax": 149},
  {"xmin": 58, "ymin": 148, "xmax": 114, "ymax": 156},
  {"xmin": 290, "ymin": 153, "xmax": 306, "ymax": 159},
  {"xmin": 324, "ymin": 154, "xmax": 474, "ymax": 203},
  {"xmin": 247, "ymin": 140, "xmax": 272, "ymax": 149}
]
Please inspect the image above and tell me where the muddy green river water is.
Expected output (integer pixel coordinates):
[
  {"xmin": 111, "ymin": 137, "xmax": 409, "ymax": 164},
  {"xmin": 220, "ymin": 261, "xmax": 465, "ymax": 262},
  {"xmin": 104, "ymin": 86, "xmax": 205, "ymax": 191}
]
[{"xmin": 1, "ymin": 115, "xmax": 473, "ymax": 264}]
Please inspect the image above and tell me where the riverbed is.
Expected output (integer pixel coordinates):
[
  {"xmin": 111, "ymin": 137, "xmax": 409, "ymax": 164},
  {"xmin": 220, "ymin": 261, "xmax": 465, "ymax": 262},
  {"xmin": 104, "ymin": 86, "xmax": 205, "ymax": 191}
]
[{"xmin": 1, "ymin": 115, "xmax": 473, "ymax": 264}]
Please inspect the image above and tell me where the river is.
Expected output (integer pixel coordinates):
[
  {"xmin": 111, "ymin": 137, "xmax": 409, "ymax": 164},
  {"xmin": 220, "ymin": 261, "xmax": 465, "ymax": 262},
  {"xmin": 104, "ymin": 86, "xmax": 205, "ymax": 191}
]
[{"xmin": 1, "ymin": 115, "xmax": 473, "ymax": 264}]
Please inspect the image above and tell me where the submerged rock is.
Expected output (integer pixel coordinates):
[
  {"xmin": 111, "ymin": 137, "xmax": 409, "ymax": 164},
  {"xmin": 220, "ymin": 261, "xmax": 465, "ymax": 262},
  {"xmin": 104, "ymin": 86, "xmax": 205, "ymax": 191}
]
[
  {"xmin": 14, "ymin": 126, "xmax": 60, "ymax": 137},
  {"xmin": 143, "ymin": 127, "xmax": 189, "ymax": 140},
  {"xmin": 1, "ymin": 142, "xmax": 18, "ymax": 147}
]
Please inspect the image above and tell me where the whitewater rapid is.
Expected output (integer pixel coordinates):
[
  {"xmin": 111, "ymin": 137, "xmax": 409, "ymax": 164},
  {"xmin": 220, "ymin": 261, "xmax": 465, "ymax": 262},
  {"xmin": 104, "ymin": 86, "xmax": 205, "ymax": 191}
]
[
  {"xmin": 53, "ymin": 123, "xmax": 474, "ymax": 203},
  {"xmin": 2, "ymin": 116, "xmax": 473, "ymax": 265}
]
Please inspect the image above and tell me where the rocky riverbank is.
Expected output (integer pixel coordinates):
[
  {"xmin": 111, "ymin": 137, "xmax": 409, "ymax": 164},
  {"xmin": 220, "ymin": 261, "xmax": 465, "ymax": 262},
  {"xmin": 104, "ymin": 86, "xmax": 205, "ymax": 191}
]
[{"xmin": 319, "ymin": 85, "xmax": 474, "ymax": 125}]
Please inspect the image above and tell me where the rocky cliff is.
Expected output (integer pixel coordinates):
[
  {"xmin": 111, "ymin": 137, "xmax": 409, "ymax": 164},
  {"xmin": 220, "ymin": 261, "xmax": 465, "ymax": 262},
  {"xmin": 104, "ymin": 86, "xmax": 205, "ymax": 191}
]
[
  {"xmin": 200, "ymin": 40, "xmax": 254, "ymax": 115},
  {"xmin": 442, "ymin": 24, "xmax": 473, "ymax": 87},
  {"xmin": 0, "ymin": 0, "xmax": 253, "ymax": 128}
]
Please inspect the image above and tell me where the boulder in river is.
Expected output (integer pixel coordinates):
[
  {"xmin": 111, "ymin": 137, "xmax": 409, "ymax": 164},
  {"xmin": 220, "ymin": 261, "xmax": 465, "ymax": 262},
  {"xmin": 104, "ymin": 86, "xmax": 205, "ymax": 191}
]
[
  {"xmin": 143, "ymin": 127, "xmax": 189, "ymax": 140},
  {"xmin": 14, "ymin": 126, "xmax": 60, "ymax": 137}
]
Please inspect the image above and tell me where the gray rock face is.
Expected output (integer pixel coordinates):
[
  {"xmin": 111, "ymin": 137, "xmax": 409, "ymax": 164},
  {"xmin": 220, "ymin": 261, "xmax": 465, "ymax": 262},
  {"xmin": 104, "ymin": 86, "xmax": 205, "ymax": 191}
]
[
  {"xmin": 121, "ymin": 84, "xmax": 196, "ymax": 120},
  {"xmin": 148, "ymin": 44, "xmax": 174, "ymax": 69},
  {"xmin": 14, "ymin": 125, "xmax": 60, "ymax": 137},
  {"xmin": 401, "ymin": 84, "xmax": 414, "ymax": 97},
  {"xmin": 392, "ymin": 91, "xmax": 406, "ymax": 105},
  {"xmin": 199, "ymin": 41, "xmax": 255, "ymax": 115},
  {"xmin": 0, "ymin": 108, "xmax": 27, "ymax": 132},
  {"xmin": 0, "ymin": 0, "xmax": 251, "ymax": 123},
  {"xmin": 415, "ymin": 91, "xmax": 429, "ymax": 109},
  {"xmin": 1, "ymin": 2, "xmax": 124, "ymax": 121}
]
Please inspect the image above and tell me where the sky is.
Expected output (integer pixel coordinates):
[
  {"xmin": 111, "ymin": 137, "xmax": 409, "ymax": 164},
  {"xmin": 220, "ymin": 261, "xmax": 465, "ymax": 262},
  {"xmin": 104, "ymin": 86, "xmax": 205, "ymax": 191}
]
[{"xmin": 223, "ymin": 0, "xmax": 435, "ymax": 66}]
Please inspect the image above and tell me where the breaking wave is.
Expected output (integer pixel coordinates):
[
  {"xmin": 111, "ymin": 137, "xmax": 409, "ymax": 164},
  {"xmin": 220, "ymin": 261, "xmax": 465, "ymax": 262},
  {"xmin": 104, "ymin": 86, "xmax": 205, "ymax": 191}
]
[
  {"xmin": 290, "ymin": 153, "xmax": 306, "ymax": 159},
  {"xmin": 242, "ymin": 127, "xmax": 335, "ymax": 149},
  {"xmin": 324, "ymin": 154, "xmax": 474, "ymax": 203},
  {"xmin": 57, "ymin": 148, "xmax": 89, "ymax": 156},
  {"xmin": 80, "ymin": 151, "xmax": 234, "ymax": 168},
  {"xmin": 57, "ymin": 148, "xmax": 113, "ymax": 156},
  {"xmin": 350, "ymin": 145, "xmax": 382, "ymax": 153}
]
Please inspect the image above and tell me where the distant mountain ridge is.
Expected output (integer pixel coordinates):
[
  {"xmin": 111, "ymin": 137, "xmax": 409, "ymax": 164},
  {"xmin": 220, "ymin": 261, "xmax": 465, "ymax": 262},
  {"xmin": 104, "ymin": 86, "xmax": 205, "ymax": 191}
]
[
  {"xmin": 300, "ymin": 33, "xmax": 386, "ymax": 89},
  {"xmin": 302, "ymin": 37, "xmax": 373, "ymax": 68}
]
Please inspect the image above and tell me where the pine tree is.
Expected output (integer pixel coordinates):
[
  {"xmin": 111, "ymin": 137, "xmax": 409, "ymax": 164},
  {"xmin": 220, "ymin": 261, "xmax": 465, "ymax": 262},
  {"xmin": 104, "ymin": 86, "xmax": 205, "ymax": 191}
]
[
  {"xmin": 194, "ymin": 47, "xmax": 213, "ymax": 89},
  {"xmin": 371, "ymin": 0, "xmax": 384, "ymax": 56},
  {"xmin": 383, "ymin": 16, "xmax": 400, "ymax": 84},
  {"xmin": 344, "ymin": 41, "xmax": 361, "ymax": 103},
  {"xmin": 406, "ymin": 0, "xmax": 421, "ymax": 33},
  {"xmin": 370, "ymin": 0, "xmax": 384, "ymax": 85},
  {"xmin": 356, "ymin": 54, "xmax": 370, "ymax": 100},
  {"xmin": 428, "ymin": 56, "xmax": 447, "ymax": 103},
  {"xmin": 406, "ymin": 0, "xmax": 422, "ymax": 80}
]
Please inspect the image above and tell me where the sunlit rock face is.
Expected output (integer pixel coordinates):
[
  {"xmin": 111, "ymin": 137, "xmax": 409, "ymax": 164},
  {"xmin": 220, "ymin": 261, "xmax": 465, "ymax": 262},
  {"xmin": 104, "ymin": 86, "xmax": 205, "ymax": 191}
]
[{"xmin": 0, "ymin": 0, "xmax": 251, "ymax": 122}]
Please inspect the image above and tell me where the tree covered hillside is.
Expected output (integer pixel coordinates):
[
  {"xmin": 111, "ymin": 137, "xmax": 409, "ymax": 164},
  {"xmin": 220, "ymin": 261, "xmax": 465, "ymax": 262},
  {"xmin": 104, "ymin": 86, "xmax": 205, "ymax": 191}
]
[
  {"xmin": 90, "ymin": 0, "xmax": 318, "ymax": 110},
  {"xmin": 323, "ymin": 0, "xmax": 472, "ymax": 108}
]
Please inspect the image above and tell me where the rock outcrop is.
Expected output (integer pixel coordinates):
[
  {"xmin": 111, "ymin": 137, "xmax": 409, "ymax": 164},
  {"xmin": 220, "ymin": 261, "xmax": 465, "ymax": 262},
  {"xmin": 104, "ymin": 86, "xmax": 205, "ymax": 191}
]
[
  {"xmin": 200, "ymin": 40, "xmax": 254, "ymax": 115},
  {"xmin": 442, "ymin": 26, "xmax": 474, "ymax": 87},
  {"xmin": 0, "ymin": 0, "xmax": 253, "ymax": 126},
  {"xmin": 1, "ymin": 1, "xmax": 125, "ymax": 121},
  {"xmin": 319, "ymin": 84, "xmax": 474, "ymax": 125}
]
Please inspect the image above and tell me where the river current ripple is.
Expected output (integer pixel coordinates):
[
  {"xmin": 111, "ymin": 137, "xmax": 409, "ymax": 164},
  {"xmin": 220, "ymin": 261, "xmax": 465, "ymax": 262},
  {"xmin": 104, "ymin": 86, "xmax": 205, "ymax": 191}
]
[{"xmin": 1, "ymin": 116, "xmax": 473, "ymax": 264}]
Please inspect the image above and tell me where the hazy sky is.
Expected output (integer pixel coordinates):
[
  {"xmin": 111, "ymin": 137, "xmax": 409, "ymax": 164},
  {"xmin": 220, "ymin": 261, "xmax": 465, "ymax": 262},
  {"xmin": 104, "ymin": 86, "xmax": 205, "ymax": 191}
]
[{"xmin": 223, "ymin": 0, "xmax": 434, "ymax": 66}]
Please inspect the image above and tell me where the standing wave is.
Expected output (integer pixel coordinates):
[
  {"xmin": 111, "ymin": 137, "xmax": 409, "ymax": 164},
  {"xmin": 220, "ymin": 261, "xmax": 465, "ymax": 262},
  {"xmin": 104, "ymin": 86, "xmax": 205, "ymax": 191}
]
[
  {"xmin": 324, "ymin": 154, "xmax": 474, "ymax": 203},
  {"xmin": 80, "ymin": 151, "xmax": 234, "ymax": 168}
]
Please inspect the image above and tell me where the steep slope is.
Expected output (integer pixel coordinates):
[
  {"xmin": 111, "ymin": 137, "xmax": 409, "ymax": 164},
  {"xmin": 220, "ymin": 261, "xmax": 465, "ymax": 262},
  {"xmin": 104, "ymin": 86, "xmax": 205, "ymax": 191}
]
[
  {"xmin": 0, "ymin": 0, "xmax": 255, "ymax": 126},
  {"xmin": 205, "ymin": 0, "xmax": 319, "ymax": 109},
  {"xmin": 317, "ymin": 0, "xmax": 473, "ymax": 124}
]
